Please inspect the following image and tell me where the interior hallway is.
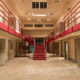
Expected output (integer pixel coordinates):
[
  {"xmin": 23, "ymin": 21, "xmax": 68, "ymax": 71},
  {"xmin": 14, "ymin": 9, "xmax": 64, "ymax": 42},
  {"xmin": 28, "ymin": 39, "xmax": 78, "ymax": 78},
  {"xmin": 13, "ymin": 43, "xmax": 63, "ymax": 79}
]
[{"xmin": 0, "ymin": 57, "xmax": 80, "ymax": 80}]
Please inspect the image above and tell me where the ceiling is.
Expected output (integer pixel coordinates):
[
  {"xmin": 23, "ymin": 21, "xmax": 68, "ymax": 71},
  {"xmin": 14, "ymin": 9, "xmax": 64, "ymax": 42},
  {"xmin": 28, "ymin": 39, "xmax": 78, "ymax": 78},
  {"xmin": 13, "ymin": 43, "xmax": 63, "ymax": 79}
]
[
  {"xmin": 3, "ymin": 0, "xmax": 76, "ymax": 25},
  {"xmin": 3, "ymin": 0, "xmax": 79, "ymax": 37}
]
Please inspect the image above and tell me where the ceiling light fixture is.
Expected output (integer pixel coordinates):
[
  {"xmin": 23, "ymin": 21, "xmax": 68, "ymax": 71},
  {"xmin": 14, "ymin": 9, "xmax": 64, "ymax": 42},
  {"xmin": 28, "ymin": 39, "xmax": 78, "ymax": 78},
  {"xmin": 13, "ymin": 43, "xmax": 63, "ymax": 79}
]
[
  {"xmin": 47, "ymin": 19, "xmax": 52, "ymax": 22},
  {"xmin": 32, "ymin": 13, "xmax": 46, "ymax": 16},
  {"xmin": 27, "ymin": 18, "xmax": 32, "ymax": 21},
  {"xmin": 36, "ymin": 19, "xmax": 42, "ymax": 22}
]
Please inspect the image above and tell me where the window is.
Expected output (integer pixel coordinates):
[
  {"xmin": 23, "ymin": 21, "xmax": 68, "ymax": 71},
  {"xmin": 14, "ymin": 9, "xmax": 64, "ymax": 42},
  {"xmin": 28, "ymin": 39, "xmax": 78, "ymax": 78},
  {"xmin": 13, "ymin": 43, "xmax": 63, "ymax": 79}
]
[
  {"xmin": 32, "ymin": 2, "xmax": 36, "ymax": 8},
  {"xmin": 35, "ymin": 24, "xmax": 43, "ymax": 27},
  {"xmin": 40, "ymin": 2, "xmax": 44, "ymax": 8},
  {"xmin": 32, "ymin": 2, "xmax": 47, "ymax": 9},
  {"xmin": 36, "ymin": 2, "xmax": 39, "ymax": 8},
  {"xmin": 24, "ymin": 24, "xmax": 33, "ymax": 27},
  {"xmin": 45, "ymin": 24, "xmax": 54, "ymax": 27},
  {"xmin": 40, "ymin": 2, "xmax": 47, "ymax": 9},
  {"xmin": 32, "ymin": 2, "xmax": 39, "ymax": 8},
  {"xmin": 44, "ymin": 2, "xmax": 47, "ymax": 8}
]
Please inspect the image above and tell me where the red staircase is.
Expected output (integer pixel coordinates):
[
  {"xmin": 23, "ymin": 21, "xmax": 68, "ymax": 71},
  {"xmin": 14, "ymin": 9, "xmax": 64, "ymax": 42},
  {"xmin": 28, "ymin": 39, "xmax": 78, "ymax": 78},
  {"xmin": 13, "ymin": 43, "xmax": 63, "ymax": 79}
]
[{"xmin": 33, "ymin": 43, "xmax": 46, "ymax": 60}]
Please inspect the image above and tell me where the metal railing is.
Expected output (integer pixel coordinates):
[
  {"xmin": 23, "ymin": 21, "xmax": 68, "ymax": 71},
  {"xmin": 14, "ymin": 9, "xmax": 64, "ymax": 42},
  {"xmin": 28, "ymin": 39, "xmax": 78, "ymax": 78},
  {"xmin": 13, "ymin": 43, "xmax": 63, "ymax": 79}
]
[
  {"xmin": 0, "ymin": 0, "xmax": 21, "ymax": 34},
  {"xmin": 55, "ymin": 1, "xmax": 80, "ymax": 37},
  {"xmin": 0, "ymin": 0, "xmax": 34, "ymax": 44},
  {"xmin": 46, "ymin": 1, "xmax": 80, "ymax": 44}
]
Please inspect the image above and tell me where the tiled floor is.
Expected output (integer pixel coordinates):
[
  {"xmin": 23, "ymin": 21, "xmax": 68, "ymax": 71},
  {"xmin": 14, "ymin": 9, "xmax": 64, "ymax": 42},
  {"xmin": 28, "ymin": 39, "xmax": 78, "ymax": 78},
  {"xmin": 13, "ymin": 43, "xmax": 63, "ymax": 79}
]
[{"xmin": 0, "ymin": 57, "xmax": 80, "ymax": 80}]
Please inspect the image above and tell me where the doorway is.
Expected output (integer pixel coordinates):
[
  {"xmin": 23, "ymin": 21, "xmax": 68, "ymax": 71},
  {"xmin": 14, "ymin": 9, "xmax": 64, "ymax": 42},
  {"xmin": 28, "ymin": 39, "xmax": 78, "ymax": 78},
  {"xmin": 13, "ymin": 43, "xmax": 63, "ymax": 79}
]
[
  {"xmin": 8, "ymin": 40, "xmax": 15, "ymax": 60},
  {"xmin": 75, "ymin": 38, "xmax": 80, "ymax": 67},
  {"xmin": 35, "ymin": 38, "xmax": 43, "ymax": 45},
  {"xmin": 55, "ymin": 42, "xmax": 59, "ymax": 56},
  {"xmin": 0, "ymin": 39, "xmax": 6, "ymax": 65}
]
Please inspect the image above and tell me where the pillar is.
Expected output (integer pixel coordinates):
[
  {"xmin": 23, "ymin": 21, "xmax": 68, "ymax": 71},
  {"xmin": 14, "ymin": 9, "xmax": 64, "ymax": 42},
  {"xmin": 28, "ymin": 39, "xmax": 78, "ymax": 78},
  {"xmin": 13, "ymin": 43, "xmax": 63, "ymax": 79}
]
[
  {"xmin": 8, "ymin": 40, "xmax": 15, "ymax": 60},
  {"xmin": 0, "ymin": 39, "xmax": 6, "ymax": 66}
]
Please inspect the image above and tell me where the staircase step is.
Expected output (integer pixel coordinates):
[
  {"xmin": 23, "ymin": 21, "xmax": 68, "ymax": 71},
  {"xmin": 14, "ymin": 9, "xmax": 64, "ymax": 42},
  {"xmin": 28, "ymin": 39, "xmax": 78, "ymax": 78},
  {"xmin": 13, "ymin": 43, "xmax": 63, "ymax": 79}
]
[
  {"xmin": 33, "ymin": 43, "xmax": 46, "ymax": 60},
  {"xmin": 34, "ymin": 58, "xmax": 46, "ymax": 60}
]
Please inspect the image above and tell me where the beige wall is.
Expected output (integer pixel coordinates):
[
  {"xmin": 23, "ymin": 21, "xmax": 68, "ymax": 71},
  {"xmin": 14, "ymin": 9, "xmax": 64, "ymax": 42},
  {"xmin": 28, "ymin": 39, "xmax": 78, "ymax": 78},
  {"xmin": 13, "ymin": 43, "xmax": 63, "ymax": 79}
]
[
  {"xmin": 60, "ymin": 38, "xmax": 76, "ymax": 61},
  {"xmin": 61, "ymin": 41, "xmax": 65, "ymax": 57},
  {"xmin": 0, "ymin": 36, "xmax": 9, "ymax": 61},
  {"xmin": 48, "ymin": 41, "xmax": 53, "ymax": 53},
  {"xmin": 68, "ymin": 38, "xmax": 76, "ymax": 61},
  {"xmin": 0, "ymin": 31, "xmax": 21, "ymax": 65},
  {"xmin": 0, "ymin": 37, "xmax": 17, "ymax": 61}
]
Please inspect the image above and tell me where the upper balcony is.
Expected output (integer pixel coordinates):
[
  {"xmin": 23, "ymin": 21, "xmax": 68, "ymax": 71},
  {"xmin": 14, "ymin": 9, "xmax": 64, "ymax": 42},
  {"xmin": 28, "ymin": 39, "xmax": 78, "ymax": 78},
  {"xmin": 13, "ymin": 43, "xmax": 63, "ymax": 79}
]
[
  {"xmin": 45, "ymin": 1, "xmax": 80, "ymax": 44},
  {"xmin": 54, "ymin": 1, "xmax": 80, "ymax": 40},
  {"xmin": 47, "ymin": 1, "xmax": 80, "ymax": 42},
  {"xmin": 0, "ymin": 0, "xmax": 24, "ymax": 39}
]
